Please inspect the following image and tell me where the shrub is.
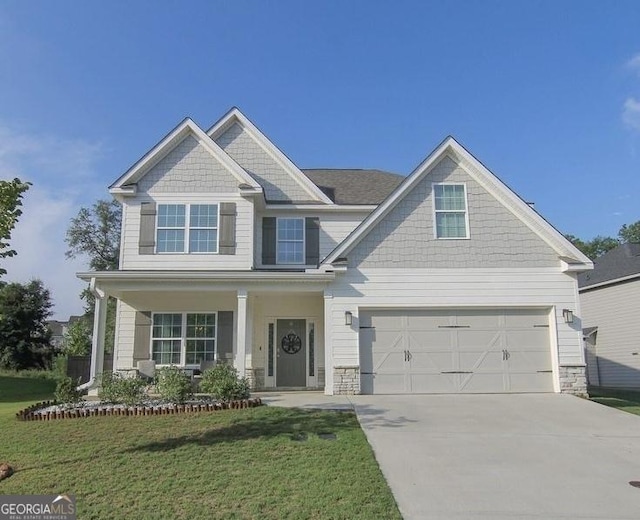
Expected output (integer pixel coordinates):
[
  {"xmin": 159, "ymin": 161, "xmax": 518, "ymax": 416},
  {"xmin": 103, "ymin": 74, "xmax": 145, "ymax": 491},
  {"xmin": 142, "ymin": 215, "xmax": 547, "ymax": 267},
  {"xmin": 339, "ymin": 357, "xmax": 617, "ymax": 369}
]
[
  {"xmin": 99, "ymin": 372, "xmax": 147, "ymax": 406},
  {"xmin": 54, "ymin": 376, "xmax": 84, "ymax": 408},
  {"xmin": 199, "ymin": 363, "xmax": 250, "ymax": 402},
  {"xmin": 155, "ymin": 366, "xmax": 193, "ymax": 404}
]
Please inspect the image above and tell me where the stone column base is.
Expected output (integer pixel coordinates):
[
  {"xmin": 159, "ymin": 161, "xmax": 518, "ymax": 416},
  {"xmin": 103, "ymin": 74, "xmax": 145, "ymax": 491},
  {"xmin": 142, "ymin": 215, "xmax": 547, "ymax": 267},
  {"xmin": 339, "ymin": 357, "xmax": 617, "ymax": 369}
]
[
  {"xmin": 559, "ymin": 365, "xmax": 588, "ymax": 397},
  {"xmin": 333, "ymin": 366, "xmax": 360, "ymax": 395},
  {"xmin": 246, "ymin": 368, "xmax": 265, "ymax": 391}
]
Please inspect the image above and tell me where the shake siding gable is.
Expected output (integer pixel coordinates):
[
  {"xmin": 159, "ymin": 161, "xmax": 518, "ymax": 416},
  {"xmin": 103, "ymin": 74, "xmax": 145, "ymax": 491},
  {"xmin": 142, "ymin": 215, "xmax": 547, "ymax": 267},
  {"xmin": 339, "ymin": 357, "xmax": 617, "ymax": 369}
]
[
  {"xmin": 137, "ymin": 135, "xmax": 239, "ymax": 194},
  {"xmin": 215, "ymin": 122, "xmax": 312, "ymax": 202},
  {"xmin": 348, "ymin": 156, "xmax": 559, "ymax": 268}
]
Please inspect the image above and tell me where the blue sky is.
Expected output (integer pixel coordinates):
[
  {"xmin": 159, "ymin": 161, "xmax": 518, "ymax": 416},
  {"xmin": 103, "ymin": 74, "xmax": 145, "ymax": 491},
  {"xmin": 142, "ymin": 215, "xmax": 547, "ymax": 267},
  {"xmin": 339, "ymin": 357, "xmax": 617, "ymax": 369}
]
[{"xmin": 1, "ymin": 1, "xmax": 639, "ymax": 319}]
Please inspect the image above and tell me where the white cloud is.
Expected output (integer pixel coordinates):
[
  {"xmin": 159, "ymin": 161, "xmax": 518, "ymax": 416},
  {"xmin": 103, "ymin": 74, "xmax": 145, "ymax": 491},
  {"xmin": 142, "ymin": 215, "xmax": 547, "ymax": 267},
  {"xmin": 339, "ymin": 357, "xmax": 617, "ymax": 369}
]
[
  {"xmin": 0, "ymin": 124, "xmax": 106, "ymax": 319},
  {"xmin": 626, "ymin": 53, "xmax": 640, "ymax": 76},
  {"xmin": 622, "ymin": 97, "xmax": 640, "ymax": 131}
]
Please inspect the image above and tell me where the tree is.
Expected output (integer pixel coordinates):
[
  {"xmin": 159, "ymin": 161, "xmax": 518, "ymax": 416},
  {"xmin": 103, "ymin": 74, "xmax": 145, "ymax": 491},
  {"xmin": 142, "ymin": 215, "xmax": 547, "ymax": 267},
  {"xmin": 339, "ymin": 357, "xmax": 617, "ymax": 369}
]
[
  {"xmin": 618, "ymin": 220, "xmax": 640, "ymax": 244},
  {"xmin": 65, "ymin": 199, "xmax": 121, "ymax": 271},
  {"xmin": 62, "ymin": 318, "xmax": 92, "ymax": 356},
  {"xmin": 0, "ymin": 178, "xmax": 31, "ymax": 275},
  {"xmin": 0, "ymin": 279, "xmax": 53, "ymax": 370},
  {"xmin": 565, "ymin": 234, "xmax": 619, "ymax": 260},
  {"xmin": 65, "ymin": 199, "xmax": 121, "ymax": 353}
]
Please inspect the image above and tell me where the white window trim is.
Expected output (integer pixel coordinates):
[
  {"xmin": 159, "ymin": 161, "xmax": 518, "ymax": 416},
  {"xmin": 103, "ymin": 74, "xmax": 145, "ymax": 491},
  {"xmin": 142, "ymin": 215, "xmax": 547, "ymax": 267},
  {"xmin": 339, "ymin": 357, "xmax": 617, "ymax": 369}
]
[
  {"xmin": 432, "ymin": 183, "xmax": 470, "ymax": 240},
  {"xmin": 276, "ymin": 217, "xmax": 306, "ymax": 265},
  {"xmin": 150, "ymin": 311, "xmax": 218, "ymax": 368},
  {"xmin": 155, "ymin": 203, "xmax": 220, "ymax": 254}
]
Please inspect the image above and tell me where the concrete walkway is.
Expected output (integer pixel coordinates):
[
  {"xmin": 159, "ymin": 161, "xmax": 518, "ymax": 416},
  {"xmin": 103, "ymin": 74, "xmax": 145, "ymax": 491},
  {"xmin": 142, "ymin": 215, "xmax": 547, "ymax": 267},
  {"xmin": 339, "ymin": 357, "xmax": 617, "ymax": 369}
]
[{"xmin": 260, "ymin": 392, "xmax": 640, "ymax": 520}]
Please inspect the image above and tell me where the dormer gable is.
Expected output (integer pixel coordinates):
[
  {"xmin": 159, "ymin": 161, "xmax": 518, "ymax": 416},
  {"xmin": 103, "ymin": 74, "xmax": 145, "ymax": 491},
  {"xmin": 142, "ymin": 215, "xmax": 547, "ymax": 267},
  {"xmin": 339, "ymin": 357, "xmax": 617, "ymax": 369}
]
[
  {"xmin": 208, "ymin": 107, "xmax": 333, "ymax": 205},
  {"xmin": 109, "ymin": 117, "xmax": 261, "ymax": 198}
]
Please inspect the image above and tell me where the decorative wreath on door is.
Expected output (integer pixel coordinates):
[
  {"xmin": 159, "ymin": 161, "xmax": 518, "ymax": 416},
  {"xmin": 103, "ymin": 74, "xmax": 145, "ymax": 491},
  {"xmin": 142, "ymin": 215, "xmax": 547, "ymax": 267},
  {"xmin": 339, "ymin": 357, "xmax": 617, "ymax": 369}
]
[{"xmin": 281, "ymin": 332, "xmax": 302, "ymax": 354}]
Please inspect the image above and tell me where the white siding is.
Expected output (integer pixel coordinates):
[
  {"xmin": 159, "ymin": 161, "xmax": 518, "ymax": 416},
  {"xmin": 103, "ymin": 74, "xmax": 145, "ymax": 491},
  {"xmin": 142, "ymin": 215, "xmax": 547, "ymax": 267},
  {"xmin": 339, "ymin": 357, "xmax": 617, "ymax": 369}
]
[
  {"xmin": 326, "ymin": 268, "xmax": 584, "ymax": 390},
  {"xmin": 580, "ymin": 279, "xmax": 640, "ymax": 388},
  {"xmin": 114, "ymin": 301, "xmax": 136, "ymax": 371},
  {"xmin": 121, "ymin": 194, "xmax": 253, "ymax": 270}
]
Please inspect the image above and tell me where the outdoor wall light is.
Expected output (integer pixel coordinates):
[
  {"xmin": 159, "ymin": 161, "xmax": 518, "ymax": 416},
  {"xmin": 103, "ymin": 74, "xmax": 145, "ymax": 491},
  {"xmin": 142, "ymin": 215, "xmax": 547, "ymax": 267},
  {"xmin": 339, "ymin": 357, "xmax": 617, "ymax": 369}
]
[
  {"xmin": 345, "ymin": 311, "xmax": 353, "ymax": 326},
  {"xmin": 562, "ymin": 309, "xmax": 574, "ymax": 324}
]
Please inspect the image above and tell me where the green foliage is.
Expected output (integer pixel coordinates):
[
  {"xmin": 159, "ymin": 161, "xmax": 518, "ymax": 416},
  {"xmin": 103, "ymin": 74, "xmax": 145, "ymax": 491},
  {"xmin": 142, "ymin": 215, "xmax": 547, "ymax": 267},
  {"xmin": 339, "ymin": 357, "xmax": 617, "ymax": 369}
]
[
  {"xmin": 0, "ymin": 279, "xmax": 53, "ymax": 370},
  {"xmin": 155, "ymin": 366, "xmax": 193, "ymax": 404},
  {"xmin": 62, "ymin": 319, "xmax": 91, "ymax": 356},
  {"xmin": 65, "ymin": 199, "xmax": 121, "ymax": 271},
  {"xmin": 0, "ymin": 178, "xmax": 31, "ymax": 276},
  {"xmin": 98, "ymin": 372, "xmax": 147, "ymax": 406},
  {"xmin": 65, "ymin": 199, "xmax": 121, "ymax": 354},
  {"xmin": 54, "ymin": 376, "xmax": 83, "ymax": 407},
  {"xmin": 199, "ymin": 363, "xmax": 250, "ymax": 402},
  {"xmin": 618, "ymin": 220, "xmax": 640, "ymax": 244},
  {"xmin": 566, "ymin": 219, "xmax": 640, "ymax": 261}
]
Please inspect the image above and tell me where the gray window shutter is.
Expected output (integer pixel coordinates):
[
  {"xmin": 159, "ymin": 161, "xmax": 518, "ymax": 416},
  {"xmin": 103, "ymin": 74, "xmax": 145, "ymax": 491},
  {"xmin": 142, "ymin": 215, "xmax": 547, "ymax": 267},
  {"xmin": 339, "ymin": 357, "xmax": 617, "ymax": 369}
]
[
  {"xmin": 217, "ymin": 311, "xmax": 234, "ymax": 364},
  {"xmin": 305, "ymin": 217, "xmax": 320, "ymax": 266},
  {"xmin": 139, "ymin": 202, "xmax": 157, "ymax": 255},
  {"xmin": 262, "ymin": 217, "xmax": 276, "ymax": 265},
  {"xmin": 133, "ymin": 311, "xmax": 152, "ymax": 364},
  {"xmin": 218, "ymin": 202, "xmax": 236, "ymax": 255}
]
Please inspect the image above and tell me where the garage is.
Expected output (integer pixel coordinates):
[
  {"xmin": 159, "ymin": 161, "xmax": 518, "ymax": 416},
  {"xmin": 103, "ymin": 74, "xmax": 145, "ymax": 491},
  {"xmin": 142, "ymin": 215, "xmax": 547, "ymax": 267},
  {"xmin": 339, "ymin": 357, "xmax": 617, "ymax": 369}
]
[{"xmin": 359, "ymin": 308, "xmax": 554, "ymax": 394}]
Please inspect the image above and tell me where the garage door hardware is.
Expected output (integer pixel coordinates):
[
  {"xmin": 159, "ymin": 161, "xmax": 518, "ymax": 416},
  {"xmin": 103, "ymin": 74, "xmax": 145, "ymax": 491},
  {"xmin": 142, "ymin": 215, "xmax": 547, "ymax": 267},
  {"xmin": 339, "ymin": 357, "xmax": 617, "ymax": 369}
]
[
  {"xmin": 437, "ymin": 325, "xmax": 471, "ymax": 328},
  {"xmin": 533, "ymin": 324, "xmax": 549, "ymax": 328},
  {"xmin": 441, "ymin": 371, "xmax": 473, "ymax": 374},
  {"xmin": 502, "ymin": 349, "xmax": 511, "ymax": 360},
  {"xmin": 404, "ymin": 350, "xmax": 412, "ymax": 362},
  {"xmin": 537, "ymin": 370, "xmax": 552, "ymax": 373},
  {"xmin": 629, "ymin": 481, "xmax": 640, "ymax": 488}
]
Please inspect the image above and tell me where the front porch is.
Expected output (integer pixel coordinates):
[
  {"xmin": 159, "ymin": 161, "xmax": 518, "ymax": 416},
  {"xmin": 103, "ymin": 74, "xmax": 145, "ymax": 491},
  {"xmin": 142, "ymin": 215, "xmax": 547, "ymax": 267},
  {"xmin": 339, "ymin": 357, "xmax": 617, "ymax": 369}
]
[{"xmin": 79, "ymin": 270, "xmax": 335, "ymax": 394}]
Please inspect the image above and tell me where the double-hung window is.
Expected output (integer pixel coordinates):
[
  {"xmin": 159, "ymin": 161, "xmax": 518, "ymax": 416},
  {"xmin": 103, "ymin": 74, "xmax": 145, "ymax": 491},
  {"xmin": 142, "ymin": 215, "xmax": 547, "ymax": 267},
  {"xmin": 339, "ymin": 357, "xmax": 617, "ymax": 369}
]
[
  {"xmin": 433, "ymin": 184, "xmax": 469, "ymax": 239},
  {"xmin": 156, "ymin": 204, "xmax": 218, "ymax": 253},
  {"xmin": 151, "ymin": 312, "xmax": 216, "ymax": 366},
  {"xmin": 277, "ymin": 218, "xmax": 304, "ymax": 264}
]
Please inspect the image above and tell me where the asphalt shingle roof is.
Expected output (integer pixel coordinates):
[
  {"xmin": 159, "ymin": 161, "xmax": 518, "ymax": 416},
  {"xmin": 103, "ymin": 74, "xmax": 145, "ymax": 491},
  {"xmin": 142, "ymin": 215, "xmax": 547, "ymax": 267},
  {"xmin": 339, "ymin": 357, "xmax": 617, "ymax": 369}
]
[
  {"xmin": 578, "ymin": 242, "xmax": 640, "ymax": 289},
  {"xmin": 302, "ymin": 169, "xmax": 405, "ymax": 205}
]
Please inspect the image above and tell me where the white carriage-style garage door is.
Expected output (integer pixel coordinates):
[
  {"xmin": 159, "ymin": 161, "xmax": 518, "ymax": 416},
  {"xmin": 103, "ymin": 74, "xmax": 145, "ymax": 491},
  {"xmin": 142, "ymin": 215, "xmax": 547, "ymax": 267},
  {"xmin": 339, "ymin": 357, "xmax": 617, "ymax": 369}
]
[{"xmin": 359, "ymin": 308, "xmax": 554, "ymax": 394}]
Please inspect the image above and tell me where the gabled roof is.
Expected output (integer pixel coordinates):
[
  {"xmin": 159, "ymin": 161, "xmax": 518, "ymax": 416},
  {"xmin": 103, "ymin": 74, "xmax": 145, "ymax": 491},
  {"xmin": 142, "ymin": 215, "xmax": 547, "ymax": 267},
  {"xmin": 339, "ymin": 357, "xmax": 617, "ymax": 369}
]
[
  {"xmin": 109, "ymin": 118, "xmax": 261, "ymax": 194},
  {"xmin": 578, "ymin": 243, "xmax": 640, "ymax": 289},
  {"xmin": 302, "ymin": 169, "xmax": 404, "ymax": 205},
  {"xmin": 323, "ymin": 136, "xmax": 593, "ymax": 269},
  {"xmin": 207, "ymin": 107, "xmax": 334, "ymax": 204}
]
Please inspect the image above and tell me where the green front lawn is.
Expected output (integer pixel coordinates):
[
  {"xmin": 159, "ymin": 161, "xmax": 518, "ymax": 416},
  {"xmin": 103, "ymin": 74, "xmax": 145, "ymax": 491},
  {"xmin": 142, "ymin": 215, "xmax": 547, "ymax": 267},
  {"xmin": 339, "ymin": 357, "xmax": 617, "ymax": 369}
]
[
  {"xmin": 0, "ymin": 375, "xmax": 400, "ymax": 519},
  {"xmin": 589, "ymin": 387, "xmax": 640, "ymax": 416}
]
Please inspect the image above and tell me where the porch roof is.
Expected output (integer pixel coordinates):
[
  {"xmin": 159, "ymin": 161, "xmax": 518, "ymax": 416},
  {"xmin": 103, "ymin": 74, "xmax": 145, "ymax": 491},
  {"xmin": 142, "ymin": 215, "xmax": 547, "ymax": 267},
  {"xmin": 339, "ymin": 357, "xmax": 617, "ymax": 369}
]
[{"xmin": 77, "ymin": 270, "xmax": 335, "ymax": 298}]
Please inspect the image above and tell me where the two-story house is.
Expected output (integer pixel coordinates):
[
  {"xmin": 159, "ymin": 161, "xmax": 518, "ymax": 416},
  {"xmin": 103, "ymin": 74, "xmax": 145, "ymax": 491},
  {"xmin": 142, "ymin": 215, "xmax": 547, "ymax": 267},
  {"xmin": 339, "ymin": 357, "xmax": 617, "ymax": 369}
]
[{"xmin": 79, "ymin": 107, "xmax": 592, "ymax": 396}]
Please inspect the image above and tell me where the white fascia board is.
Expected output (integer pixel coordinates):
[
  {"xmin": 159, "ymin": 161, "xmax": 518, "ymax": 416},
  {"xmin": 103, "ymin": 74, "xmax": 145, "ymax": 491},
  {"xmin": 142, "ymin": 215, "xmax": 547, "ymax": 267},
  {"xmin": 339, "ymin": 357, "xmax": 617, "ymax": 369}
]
[
  {"xmin": 207, "ymin": 107, "xmax": 334, "ymax": 205},
  {"xmin": 76, "ymin": 270, "xmax": 335, "ymax": 284},
  {"xmin": 109, "ymin": 118, "xmax": 261, "ymax": 191},
  {"xmin": 264, "ymin": 204, "xmax": 377, "ymax": 212}
]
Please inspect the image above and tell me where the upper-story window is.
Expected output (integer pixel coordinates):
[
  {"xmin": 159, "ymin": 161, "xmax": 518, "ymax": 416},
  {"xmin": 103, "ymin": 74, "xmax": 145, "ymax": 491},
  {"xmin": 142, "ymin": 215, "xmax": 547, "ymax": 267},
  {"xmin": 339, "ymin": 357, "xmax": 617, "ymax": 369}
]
[
  {"xmin": 433, "ymin": 184, "xmax": 469, "ymax": 239},
  {"xmin": 277, "ymin": 218, "xmax": 305, "ymax": 264},
  {"xmin": 156, "ymin": 204, "xmax": 218, "ymax": 253}
]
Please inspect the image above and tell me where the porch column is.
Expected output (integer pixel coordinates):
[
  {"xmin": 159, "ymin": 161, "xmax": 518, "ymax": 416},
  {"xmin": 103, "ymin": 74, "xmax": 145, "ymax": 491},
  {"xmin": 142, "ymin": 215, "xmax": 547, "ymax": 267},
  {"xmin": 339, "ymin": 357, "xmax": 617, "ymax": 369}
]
[
  {"xmin": 83, "ymin": 278, "xmax": 107, "ymax": 395},
  {"xmin": 236, "ymin": 288, "xmax": 248, "ymax": 376},
  {"xmin": 324, "ymin": 290, "xmax": 334, "ymax": 395}
]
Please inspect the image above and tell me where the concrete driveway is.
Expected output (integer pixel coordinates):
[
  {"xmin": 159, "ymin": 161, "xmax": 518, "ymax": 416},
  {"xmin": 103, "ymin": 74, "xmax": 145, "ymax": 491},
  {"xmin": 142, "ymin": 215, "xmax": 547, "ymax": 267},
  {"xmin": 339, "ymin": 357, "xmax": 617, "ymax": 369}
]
[{"xmin": 350, "ymin": 394, "xmax": 640, "ymax": 520}]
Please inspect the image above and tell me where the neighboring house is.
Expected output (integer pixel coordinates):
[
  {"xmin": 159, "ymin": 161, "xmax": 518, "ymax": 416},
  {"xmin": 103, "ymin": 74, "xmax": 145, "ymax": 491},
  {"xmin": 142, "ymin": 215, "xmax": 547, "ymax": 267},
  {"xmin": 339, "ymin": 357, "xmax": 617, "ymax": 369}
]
[
  {"xmin": 47, "ymin": 316, "xmax": 83, "ymax": 350},
  {"xmin": 78, "ymin": 107, "xmax": 593, "ymax": 396},
  {"xmin": 578, "ymin": 243, "xmax": 640, "ymax": 388}
]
